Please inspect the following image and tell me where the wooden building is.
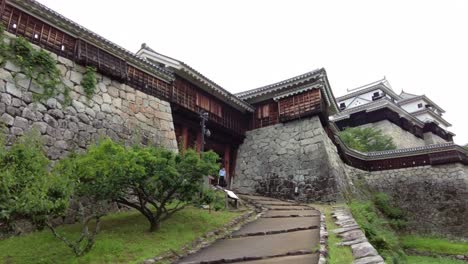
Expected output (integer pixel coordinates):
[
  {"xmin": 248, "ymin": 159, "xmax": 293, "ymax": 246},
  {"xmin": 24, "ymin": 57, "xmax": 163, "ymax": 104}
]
[{"xmin": 0, "ymin": 0, "xmax": 464, "ymax": 187}]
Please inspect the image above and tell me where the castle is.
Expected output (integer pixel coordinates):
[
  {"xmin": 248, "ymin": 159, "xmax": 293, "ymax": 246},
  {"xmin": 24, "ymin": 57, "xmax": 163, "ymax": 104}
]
[{"xmin": 0, "ymin": 0, "xmax": 466, "ymax": 237}]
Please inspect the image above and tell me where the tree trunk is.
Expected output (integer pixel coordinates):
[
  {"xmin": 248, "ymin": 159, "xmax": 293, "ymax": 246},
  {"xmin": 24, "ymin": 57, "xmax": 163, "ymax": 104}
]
[{"xmin": 149, "ymin": 220, "xmax": 160, "ymax": 232}]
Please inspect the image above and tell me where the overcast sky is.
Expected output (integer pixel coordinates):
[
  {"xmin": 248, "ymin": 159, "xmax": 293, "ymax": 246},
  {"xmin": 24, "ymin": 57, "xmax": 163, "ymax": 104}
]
[{"xmin": 38, "ymin": 0, "xmax": 468, "ymax": 144}]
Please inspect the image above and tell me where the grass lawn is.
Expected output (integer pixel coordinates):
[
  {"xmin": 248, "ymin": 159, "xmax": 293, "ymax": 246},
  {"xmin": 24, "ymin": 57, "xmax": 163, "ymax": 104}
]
[
  {"xmin": 0, "ymin": 207, "xmax": 242, "ymax": 264},
  {"xmin": 402, "ymin": 235, "xmax": 468, "ymax": 256},
  {"xmin": 407, "ymin": 256, "xmax": 467, "ymax": 264},
  {"xmin": 311, "ymin": 204, "xmax": 354, "ymax": 264}
]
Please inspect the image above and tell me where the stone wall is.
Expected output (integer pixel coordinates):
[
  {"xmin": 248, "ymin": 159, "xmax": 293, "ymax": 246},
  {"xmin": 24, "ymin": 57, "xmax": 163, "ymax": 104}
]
[
  {"xmin": 232, "ymin": 116, "xmax": 353, "ymax": 202},
  {"xmin": 424, "ymin": 131, "xmax": 449, "ymax": 145},
  {"xmin": 348, "ymin": 164, "xmax": 468, "ymax": 238},
  {"xmin": 357, "ymin": 120, "xmax": 426, "ymax": 149},
  {"xmin": 0, "ymin": 33, "xmax": 177, "ymax": 159}
]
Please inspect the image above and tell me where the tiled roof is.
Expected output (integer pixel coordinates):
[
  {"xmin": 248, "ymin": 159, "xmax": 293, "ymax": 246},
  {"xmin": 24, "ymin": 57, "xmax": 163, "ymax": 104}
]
[
  {"xmin": 137, "ymin": 44, "xmax": 254, "ymax": 112},
  {"xmin": 235, "ymin": 68, "xmax": 339, "ymax": 113},
  {"xmin": 236, "ymin": 68, "xmax": 325, "ymax": 99},
  {"xmin": 336, "ymin": 79, "xmax": 400, "ymax": 102}
]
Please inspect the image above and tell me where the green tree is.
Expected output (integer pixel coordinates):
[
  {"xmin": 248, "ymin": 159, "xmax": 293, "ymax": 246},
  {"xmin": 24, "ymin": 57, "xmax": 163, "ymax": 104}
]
[
  {"xmin": 0, "ymin": 131, "xmax": 108, "ymax": 256},
  {"xmin": 339, "ymin": 127, "xmax": 396, "ymax": 152},
  {"xmin": 62, "ymin": 139, "xmax": 220, "ymax": 232},
  {"xmin": 0, "ymin": 131, "xmax": 71, "ymax": 232}
]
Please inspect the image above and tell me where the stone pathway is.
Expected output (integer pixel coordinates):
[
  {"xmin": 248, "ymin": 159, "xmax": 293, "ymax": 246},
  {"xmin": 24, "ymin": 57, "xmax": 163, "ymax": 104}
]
[
  {"xmin": 176, "ymin": 195, "xmax": 323, "ymax": 264},
  {"xmin": 332, "ymin": 207, "xmax": 384, "ymax": 264}
]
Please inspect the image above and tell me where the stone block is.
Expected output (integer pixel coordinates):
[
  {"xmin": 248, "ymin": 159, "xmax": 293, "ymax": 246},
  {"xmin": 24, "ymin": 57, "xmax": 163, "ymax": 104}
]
[
  {"xmin": 102, "ymin": 93, "xmax": 112, "ymax": 104},
  {"xmin": 32, "ymin": 122, "xmax": 48, "ymax": 134},
  {"xmin": 1, "ymin": 93, "xmax": 12, "ymax": 105},
  {"xmin": 58, "ymin": 56, "xmax": 74, "ymax": 67},
  {"xmin": 0, "ymin": 68, "xmax": 14, "ymax": 83},
  {"xmin": 13, "ymin": 116, "xmax": 29, "ymax": 129},
  {"xmin": 69, "ymin": 71, "xmax": 83, "ymax": 84},
  {"xmin": 72, "ymin": 100, "xmax": 85, "ymax": 113},
  {"xmin": 4, "ymin": 61, "xmax": 20, "ymax": 72},
  {"xmin": 0, "ymin": 113, "xmax": 14, "ymax": 126},
  {"xmin": 107, "ymin": 86, "xmax": 119, "ymax": 97},
  {"xmin": 6, "ymin": 82, "xmax": 22, "ymax": 98}
]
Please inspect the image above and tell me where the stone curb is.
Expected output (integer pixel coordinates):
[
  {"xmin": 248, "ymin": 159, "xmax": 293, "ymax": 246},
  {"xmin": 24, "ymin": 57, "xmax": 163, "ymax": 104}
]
[
  {"xmin": 331, "ymin": 208, "xmax": 385, "ymax": 264},
  {"xmin": 319, "ymin": 212, "xmax": 328, "ymax": 264},
  {"xmin": 142, "ymin": 205, "xmax": 258, "ymax": 264}
]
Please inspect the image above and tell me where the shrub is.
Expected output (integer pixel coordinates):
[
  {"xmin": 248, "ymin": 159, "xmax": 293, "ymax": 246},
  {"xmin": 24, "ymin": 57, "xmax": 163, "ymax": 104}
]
[
  {"xmin": 81, "ymin": 66, "xmax": 97, "ymax": 99},
  {"xmin": 350, "ymin": 200, "xmax": 407, "ymax": 263},
  {"xmin": 339, "ymin": 127, "xmax": 396, "ymax": 152},
  {"xmin": 198, "ymin": 188, "xmax": 226, "ymax": 213},
  {"xmin": 0, "ymin": 131, "xmax": 72, "ymax": 231},
  {"xmin": 60, "ymin": 139, "xmax": 220, "ymax": 232}
]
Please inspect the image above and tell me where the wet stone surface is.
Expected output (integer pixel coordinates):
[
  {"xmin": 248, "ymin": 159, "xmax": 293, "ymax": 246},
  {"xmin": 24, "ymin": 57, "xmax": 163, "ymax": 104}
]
[
  {"xmin": 232, "ymin": 216, "xmax": 320, "ymax": 237},
  {"xmin": 176, "ymin": 195, "xmax": 321, "ymax": 264},
  {"xmin": 237, "ymin": 253, "xmax": 319, "ymax": 264}
]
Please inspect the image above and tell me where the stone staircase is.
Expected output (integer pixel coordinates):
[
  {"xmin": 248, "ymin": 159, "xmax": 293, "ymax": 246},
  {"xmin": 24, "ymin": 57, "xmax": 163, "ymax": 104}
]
[{"xmin": 176, "ymin": 195, "xmax": 323, "ymax": 264}]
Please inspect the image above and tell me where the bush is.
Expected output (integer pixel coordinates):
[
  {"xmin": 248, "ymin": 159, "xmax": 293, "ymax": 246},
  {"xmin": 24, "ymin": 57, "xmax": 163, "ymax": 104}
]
[
  {"xmin": 0, "ymin": 131, "xmax": 72, "ymax": 230},
  {"xmin": 373, "ymin": 193, "xmax": 406, "ymax": 230},
  {"xmin": 350, "ymin": 200, "xmax": 407, "ymax": 263},
  {"xmin": 197, "ymin": 188, "xmax": 226, "ymax": 213},
  {"xmin": 58, "ymin": 139, "xmax": 220, "ymax": 232},
  {"xmin": 339, "ymin": 127, "xmax": 396, "ymax": 152}
]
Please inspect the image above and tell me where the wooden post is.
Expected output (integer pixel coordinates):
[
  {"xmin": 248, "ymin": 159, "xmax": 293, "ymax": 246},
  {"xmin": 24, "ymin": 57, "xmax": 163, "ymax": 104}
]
[
  {"xmin": 196, "ymin": 131, "xmax": 202, "ymax": 153},
  {"xmin": 224, "ymin": 145, "xmax": 230, "ymax": 187},
  {"xmin": 181, "ymin": 126, "xmax": 189, "ymax": 150}
]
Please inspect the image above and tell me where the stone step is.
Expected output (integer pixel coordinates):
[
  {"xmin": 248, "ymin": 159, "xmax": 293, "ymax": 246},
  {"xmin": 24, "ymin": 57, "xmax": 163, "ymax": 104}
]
[
  {"xmin": 232, "ymin": 217, "xmax": 320, "ymax": 237},
  {"xmin": 266, "ymin": 206, "xmax": 315, "ymax": 210},
  {"xmin": 176, "ymin": 229, "xmax": 319, "ymax": 264},
  {"xmin": 236, "ymin": 254, "xmax": 319, "ymax": 263},
  {"xmin": 262, "ymin": 210, "xmax": 321, "ymax": 218},
  {"xmin": 254, "ymin": 201, "xmax": 296, "ymax": 206},
  {"xmin": 240, "ymin": 195, "xmax": 281, "ymax": 202}
]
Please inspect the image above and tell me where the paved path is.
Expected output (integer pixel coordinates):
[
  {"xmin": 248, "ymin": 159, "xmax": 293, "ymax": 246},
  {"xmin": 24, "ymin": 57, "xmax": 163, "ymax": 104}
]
[{"xmin": 176, "ymin": 195, "xmax": 320, "ymax": 264}]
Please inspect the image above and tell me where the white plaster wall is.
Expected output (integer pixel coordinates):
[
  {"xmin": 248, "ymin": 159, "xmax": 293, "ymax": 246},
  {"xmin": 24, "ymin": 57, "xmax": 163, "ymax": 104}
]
[
  {"xmin": 338, "ymin": 89, "xmax": 384, "ymax": 109},
  {"xmin": 399, "ymin": 99, "xmax": 425, "ymax": 113},
  {"xmin": 415, "ymin": 113, "xmax": 448, "ymax": 130}
]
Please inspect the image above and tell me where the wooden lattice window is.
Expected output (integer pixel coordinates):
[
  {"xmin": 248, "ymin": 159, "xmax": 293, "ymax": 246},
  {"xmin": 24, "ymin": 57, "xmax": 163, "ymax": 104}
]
[
  {"xmin": 210, "ymin": 100, "xmax": 223, "ymax": 117},
  {"xmin": 196, "ymin": 93, "xmax": 210, "ymax": 111},
  {"xmin": 76, "ymin": 40, "xmax": 127, "ymax": 81},
  {"xmin": 127, "ymin": 65, "xmax": 171, "ymax": 100},
  {"xmin": 256, "ymin": 104, "xmax": 270, "ymax": 118},
  {"xmin": 1, "ymin": 4, "xmax": 76, "ymax": 59}
]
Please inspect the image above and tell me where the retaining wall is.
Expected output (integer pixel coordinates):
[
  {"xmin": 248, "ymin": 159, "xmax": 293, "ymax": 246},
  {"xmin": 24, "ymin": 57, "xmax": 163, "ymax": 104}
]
[{"xmin": 0, "ymin": 33, "xmax": 177, "ymax": 160}]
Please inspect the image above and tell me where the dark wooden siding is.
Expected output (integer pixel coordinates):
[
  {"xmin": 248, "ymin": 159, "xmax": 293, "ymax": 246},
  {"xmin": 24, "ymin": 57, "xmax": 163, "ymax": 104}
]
[
  {"xmin": 173, "ymin": 78, "xmax": 247, "ymax": 135},
  {"xmin": 1, "ymin": 4, "xmax": 75, "ymax": 59},
  {"xmin": 252, "ymin": 100, "xmax": 279, "ymax": 129},
  {"xmin": 127, "ymin": 65, "xmax": 172, "ymax": 100},
  {"xmin": 278, "ymin": 89, "xmax": 322, "ymax": 122},
  {"xmin": 75, "ymin": 40, "xmax": 127, "ymax": 81}
]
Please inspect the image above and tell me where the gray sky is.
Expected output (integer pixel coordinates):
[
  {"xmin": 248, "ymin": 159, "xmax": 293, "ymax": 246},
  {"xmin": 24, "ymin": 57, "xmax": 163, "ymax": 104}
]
[{"xmin": 38, "ymin": 0, "xmax": 468, "ymax": 144}]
